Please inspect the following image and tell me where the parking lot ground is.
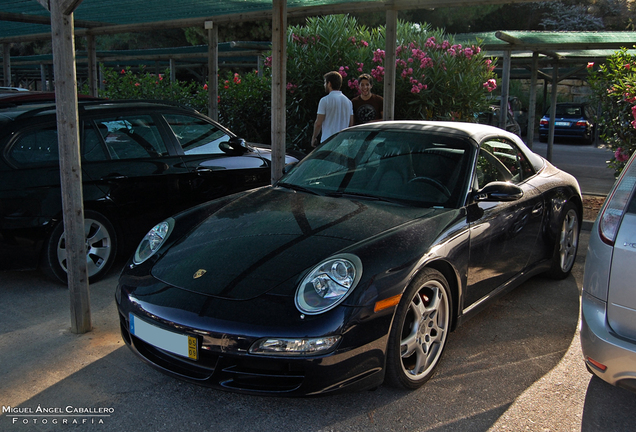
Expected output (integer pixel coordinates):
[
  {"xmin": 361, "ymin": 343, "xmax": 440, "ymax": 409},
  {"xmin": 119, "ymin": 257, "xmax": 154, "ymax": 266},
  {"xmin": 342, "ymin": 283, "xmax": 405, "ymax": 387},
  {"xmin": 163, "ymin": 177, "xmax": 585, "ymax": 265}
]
[{"xmin": 1, "ymin": 228, "xmax": 635, "ymax": 432}]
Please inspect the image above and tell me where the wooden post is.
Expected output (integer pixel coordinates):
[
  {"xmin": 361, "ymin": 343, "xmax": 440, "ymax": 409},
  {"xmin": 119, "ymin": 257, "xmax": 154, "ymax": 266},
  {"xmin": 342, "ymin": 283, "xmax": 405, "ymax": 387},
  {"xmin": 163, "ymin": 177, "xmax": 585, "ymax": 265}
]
[
  {"xmin": 271, "ymin": 0, "xmax": 286, "ymax": 184},
  {"xmin": 3, "ymin": 43, "xmax": 11, "ymax": 87},
  {"xmin": 86, "ymin": 34, "xmax": 98, "ymax": 97},
  {"xmin": 499, "ymin": 49, "xmax": 511, "ymax": 130},
  {"xmin": 49, "ymin": 0, "xmax": 91, "ymax": 334},
  {"xmin": 547, "ymin": 63, "xmax": 558, "ymax": 162},
  {"xmin": 40, "ymin": 63, "xmax": 47, "ymax": 91},
  {"xmin": 526, "ymin": 52, "xmax": 539, "ymax": 149},
  {"xmin": 383, "ymin": 8, "xmax": 397, "ymax": 120},
  {"xmin": 206, "ymin": 21, "xmax": 219, "ymax": 121}
]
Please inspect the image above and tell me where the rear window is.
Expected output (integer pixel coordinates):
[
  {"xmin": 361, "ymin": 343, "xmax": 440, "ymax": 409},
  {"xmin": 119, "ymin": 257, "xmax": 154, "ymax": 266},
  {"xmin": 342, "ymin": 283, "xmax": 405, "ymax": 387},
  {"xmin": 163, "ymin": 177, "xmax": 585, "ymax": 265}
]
[{"xmin": 7, "ymin": 125, "xmax": 59, "ymax": 167}]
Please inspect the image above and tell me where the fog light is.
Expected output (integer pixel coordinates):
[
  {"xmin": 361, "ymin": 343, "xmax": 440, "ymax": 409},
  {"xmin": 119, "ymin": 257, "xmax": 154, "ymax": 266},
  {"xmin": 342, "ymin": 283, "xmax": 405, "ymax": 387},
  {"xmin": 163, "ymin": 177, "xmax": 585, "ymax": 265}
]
[{"xmin": 249, "ymin": 336, "xmax": 340, "ymax": 356}]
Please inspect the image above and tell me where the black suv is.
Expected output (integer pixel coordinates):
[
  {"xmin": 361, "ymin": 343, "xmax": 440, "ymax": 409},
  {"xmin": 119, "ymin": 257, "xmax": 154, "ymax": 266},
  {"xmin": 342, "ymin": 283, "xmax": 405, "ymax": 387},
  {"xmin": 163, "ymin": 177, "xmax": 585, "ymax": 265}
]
[{"xmin": 0, "ymin": 100, "xmax": 301, "ymax": 283}]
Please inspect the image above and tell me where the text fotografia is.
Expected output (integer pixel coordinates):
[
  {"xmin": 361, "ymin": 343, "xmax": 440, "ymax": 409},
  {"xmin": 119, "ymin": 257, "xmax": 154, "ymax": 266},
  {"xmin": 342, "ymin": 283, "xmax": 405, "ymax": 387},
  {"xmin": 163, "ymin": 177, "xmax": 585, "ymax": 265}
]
[{"xmin": 3, "ymin": 405, "xmax": 114, "ymax": 425}]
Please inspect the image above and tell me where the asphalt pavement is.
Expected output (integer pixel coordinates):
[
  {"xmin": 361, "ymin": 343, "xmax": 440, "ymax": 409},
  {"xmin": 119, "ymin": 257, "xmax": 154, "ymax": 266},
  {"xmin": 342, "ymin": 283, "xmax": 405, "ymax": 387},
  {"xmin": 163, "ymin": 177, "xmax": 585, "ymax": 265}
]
[
  {"xmin": 529, "ymin": 141, "xmax": 616, "ymax": 197},
  {"xmin": 1, "ymin": 141, "xmax": 634, "ymax": 432}
]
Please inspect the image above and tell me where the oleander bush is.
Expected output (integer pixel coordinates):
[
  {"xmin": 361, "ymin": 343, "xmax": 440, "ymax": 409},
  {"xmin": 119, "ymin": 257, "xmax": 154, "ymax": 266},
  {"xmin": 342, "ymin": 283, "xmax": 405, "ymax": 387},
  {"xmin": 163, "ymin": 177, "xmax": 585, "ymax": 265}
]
[
  {"xmin": 92, "ymin": 15, "xmax": 498, "ymax": 153},
  {"xmin": 588, "ymin": 47, "xmax": 636, "ymax": 175}
]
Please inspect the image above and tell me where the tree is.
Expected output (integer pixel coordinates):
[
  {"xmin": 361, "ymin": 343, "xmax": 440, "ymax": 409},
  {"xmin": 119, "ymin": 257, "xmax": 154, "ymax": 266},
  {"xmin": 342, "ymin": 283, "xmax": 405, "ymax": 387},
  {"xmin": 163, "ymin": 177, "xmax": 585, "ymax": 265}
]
[{"xmin": 588, "ymin": 48, "xmax": 636, "ymax": 175}]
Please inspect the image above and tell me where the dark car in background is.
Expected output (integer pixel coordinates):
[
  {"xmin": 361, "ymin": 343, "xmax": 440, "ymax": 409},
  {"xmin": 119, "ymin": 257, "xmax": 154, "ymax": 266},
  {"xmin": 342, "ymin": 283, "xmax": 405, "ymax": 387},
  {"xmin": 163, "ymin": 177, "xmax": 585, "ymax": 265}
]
[
  {"xmin": 539, "ymin": 103, "xmax": 595, "ymax": 144},
  {"xmin": 116, "ymin": 121, "xmax": 582, "ymax": 396},
  {"xmin": 0, "ymin": 100, "xmax": 301, "ymax": 283},
  {"xmin": 477, "ymin": 105, "xmax": 522, "ymax": 137}
]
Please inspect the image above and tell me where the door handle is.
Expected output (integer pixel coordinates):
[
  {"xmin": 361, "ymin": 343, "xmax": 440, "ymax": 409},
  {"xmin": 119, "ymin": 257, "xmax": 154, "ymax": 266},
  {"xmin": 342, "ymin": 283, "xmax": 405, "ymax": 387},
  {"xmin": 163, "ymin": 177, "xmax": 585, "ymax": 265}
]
[
  {"xmin": 532, "ymin": 202, "xmax": 544, "ymax": 215},
  {"xmin": 100, "ymin": 174, "xmax": 127, "ymax": 180},
  {"xmin": 196, "ymin": 166, "xmax": 214, "ymax": 174}
]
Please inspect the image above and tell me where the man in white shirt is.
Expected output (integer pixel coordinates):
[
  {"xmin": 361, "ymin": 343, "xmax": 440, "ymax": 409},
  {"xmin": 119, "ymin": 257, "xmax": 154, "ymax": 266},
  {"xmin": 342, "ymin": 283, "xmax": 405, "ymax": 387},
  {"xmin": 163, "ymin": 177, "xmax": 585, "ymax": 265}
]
[{"xmin": 311, "ymin": 71, "xmax": 354, "ymax": 147}]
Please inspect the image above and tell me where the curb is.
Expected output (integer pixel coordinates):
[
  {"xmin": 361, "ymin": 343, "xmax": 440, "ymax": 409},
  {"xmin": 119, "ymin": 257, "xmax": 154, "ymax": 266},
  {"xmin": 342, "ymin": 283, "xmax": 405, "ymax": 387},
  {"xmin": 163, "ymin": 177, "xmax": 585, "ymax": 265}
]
[{"xmin": 582, "ymin": 220, "xmax": 594, "ymax": 232}]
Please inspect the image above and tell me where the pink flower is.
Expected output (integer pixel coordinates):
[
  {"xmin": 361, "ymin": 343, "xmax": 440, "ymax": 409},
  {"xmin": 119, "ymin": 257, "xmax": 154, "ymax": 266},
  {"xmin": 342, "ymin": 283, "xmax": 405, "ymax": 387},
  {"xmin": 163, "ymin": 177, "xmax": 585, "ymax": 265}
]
[
  {"xmin": 203, "ymin": 83, "xmax": 208, "ymax": 90},
  {"xmin": 371, "ymin": 66, "xmax": 385, "ymax": 82},
  {"xmin": 348, "ymin": 79, "xmax": 359, "ymax": 90},
  {"xmin": 615, "ymin": 148, "xmax": 630, "ymax": 162},
  {"xmin": 420, "ymin": 57, "xmax": 433, "ymax": 69},
  {"xmin": 626, "ymin": 64, "xmax": 632, "ymax": 69},
  {"xmin": 631, "ymin": 105, "xmax": 636, "ymax": 119},
  {"xmin": 264, "ymin": 56, "xmax": 272, "ymax": 68},
  {"xmin": 120, "ymin": 69, "xmax": 126, "ymax": 74},
  {"xmin": 587, "ymin": 62, "xmax": 594, "ymax": 69},
  {"xmin": 134, "ymin": 82, "xmax": 140, "ymax": 87},
  {"xmin": 286, "ymin": 82, "xmax": 298, "ymax": 93},
  {"xmin": 338, "ymin": 66, "xmax": 348, "ymax": 78},
  {"xmin": 373, "ymin": 49, "xmax": 385, "ymax": 63},
  {"xmin": 483, "ymin": 79, "xmax": 497, "ymax": 92}
]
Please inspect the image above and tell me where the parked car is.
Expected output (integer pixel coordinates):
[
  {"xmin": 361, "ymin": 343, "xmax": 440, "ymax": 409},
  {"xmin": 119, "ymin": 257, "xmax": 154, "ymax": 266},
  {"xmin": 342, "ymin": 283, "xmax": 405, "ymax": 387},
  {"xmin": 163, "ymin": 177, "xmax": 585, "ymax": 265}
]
[
  {"xmin": 477, "ymin": 105, "xmax": 522, "ymax": 137},
  {"xmin": 581, "ymin": 150, "xmax": 636, "ymax": 393},
  {"xmin": 0, "ymin": 90, "xmax": 100, "ymax": 108},
  {"xmin": 539, "ymin": 103, "xmax": 595, "ymax": 144},
  {"xmin": 116, "ymin": 121, "xmax": 582, "ymax": 396},
  {"xmin": 0, "ymin": 100, "xmax": 301, "ymax": 283}
]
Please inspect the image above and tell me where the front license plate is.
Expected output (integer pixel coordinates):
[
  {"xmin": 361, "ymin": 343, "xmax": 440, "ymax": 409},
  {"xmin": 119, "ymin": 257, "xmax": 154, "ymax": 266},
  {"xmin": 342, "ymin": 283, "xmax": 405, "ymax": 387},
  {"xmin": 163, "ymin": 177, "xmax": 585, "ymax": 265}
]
[
  {"xmin": 555, "ymin": 121, "xmax": 570, "ymax": 126},
  {"xmin": 129, "ymin": 313, "xmax": 198, "ymax": 360}
]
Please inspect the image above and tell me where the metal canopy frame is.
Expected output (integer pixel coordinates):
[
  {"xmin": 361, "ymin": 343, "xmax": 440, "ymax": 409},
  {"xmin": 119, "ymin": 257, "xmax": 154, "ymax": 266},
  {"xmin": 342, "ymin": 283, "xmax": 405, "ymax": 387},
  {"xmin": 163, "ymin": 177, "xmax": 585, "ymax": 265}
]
[{"xmin": 457, "ymin": 30, "xmax": 636, "ymax": 154}]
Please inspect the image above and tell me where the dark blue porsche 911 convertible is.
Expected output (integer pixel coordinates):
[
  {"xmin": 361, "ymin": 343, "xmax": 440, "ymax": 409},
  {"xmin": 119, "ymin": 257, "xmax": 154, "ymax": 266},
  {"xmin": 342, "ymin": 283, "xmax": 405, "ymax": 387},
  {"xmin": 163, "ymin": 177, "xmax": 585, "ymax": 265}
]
[{"xmin": 116, "ymin": 121, "xmax": 582, "ymax": 396}]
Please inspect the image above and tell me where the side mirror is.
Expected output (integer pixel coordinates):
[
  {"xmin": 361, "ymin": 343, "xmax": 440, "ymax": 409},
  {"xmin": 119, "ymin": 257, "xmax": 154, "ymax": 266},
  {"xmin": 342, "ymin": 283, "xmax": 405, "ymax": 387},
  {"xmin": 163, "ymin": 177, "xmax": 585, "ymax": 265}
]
[
  {"xmin": 473, "ymin": 181, "xmax": 523, "ymax": 202},
  {"xmin": 220, "ymin": 137, "xmax": 248, "ymax": 155}
]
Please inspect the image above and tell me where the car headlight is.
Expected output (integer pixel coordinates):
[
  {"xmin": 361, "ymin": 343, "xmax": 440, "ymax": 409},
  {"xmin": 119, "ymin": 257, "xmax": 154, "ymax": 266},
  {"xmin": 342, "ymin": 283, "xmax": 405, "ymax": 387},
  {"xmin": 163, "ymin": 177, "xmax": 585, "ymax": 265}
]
[
  {"xmin": 295, "ymin": 254, "xmax": 362, "ymax": 315},
  {"xmin": 133, "ymin": 219, "xmax": 174, "ymax": 265}
]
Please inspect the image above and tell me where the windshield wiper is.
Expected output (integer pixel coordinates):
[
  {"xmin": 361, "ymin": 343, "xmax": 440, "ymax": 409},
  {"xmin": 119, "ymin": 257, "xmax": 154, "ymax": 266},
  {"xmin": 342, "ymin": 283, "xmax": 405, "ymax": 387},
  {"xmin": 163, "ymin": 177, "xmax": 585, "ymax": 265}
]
[
  {"xmin": 326, "ymin": 191, "xmax": 404, "ymax": 205},
  {"xmin": 277, "ymin": 182, "xmax": 322, "ymax": 196}
]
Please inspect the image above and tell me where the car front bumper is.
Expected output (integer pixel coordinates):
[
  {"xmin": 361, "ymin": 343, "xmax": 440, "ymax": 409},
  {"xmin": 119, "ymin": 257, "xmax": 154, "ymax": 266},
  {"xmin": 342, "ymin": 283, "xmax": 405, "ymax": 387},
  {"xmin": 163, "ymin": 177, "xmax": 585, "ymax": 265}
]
[
  {"xmin": 580, "ymin": 290, "xmax": 636, "ymax": 392},
  {"xmin": 116, "ymin": 281, "xmax": 391, "ymax": 396}
]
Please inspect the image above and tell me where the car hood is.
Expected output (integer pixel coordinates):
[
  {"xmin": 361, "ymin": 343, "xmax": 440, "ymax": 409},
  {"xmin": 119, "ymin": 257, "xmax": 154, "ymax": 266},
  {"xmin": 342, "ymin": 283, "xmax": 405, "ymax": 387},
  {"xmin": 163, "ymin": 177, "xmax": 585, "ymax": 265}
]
[{"xmin": 151, "ymin": 187, "xmax": 437, "ymax": 300}]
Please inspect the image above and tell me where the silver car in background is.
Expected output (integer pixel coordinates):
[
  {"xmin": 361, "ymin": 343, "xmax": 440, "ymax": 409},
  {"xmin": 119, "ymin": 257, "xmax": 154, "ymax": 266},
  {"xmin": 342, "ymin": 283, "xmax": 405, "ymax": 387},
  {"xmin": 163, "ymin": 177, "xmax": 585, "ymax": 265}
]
[{"xmin": 581, "ymin": 150, "xmax": 636, "ymax": 392}]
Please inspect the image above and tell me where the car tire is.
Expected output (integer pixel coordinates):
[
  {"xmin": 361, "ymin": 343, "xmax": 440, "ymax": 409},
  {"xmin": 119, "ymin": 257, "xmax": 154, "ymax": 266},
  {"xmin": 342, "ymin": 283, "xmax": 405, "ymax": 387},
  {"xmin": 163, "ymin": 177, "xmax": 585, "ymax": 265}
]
[
  {"xmin": 42, "ymin": 211, "xmax": 118, "ymax": 284},
  {"xmin": 546, "ymin": 202, "xmax": 580, "ymax": 280},
  {"xmin": 385, "ymin": 268, "xmax": 451, "ymax": 390}
]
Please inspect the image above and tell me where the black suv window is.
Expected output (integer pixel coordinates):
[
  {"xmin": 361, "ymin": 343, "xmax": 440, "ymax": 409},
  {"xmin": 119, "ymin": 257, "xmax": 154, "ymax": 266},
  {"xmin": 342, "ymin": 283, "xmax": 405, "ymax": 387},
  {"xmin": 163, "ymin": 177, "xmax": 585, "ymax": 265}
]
[
  {"xmin": 164, "ymin": 114, "xmax": 231, "ymax": 155},
  {"xmin": 96, "ymin": 115, "xmax": 166, "ymax": 160},
  {"xmin": 8, "ymin": 124, "xmax": 59, "ymax": 167}
]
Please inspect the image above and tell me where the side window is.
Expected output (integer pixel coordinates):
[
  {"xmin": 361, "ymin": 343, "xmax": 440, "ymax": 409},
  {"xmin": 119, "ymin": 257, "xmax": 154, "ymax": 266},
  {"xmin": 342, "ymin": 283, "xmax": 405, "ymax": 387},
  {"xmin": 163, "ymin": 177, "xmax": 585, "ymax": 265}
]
[
  {"xmin": 83, "ymin": 122, "xmax": 109, "ymax": 162},
  {"xmin": 164, "ymin": 114, "xmax": 230, "ymax": 155},
  {"xmin": 8, "ymin": 125, "xmax": 59, "ymax": 167},
  {"xmin": 96, "ymin": 115, "xmax": 167, "ymax": 160},
  {"xmin": 476, "ymin": 139, "xmax": 535, "ymax": 188}
]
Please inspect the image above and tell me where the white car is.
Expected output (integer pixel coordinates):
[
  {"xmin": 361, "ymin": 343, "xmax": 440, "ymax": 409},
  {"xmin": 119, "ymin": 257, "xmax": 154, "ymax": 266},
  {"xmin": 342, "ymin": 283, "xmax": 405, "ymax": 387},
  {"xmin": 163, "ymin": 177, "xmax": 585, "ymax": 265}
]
[{"xmin": 581, "ymin": 150, "xmax": 636, "ymax": 392}]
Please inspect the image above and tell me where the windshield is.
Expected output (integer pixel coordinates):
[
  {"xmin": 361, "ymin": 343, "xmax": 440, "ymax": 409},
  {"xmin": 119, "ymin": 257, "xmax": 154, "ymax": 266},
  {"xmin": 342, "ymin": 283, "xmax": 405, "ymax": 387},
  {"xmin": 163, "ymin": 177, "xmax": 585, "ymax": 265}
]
[{"xmin": 281, "ymin": 129, "xmax": 473, "ymax": 208}]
